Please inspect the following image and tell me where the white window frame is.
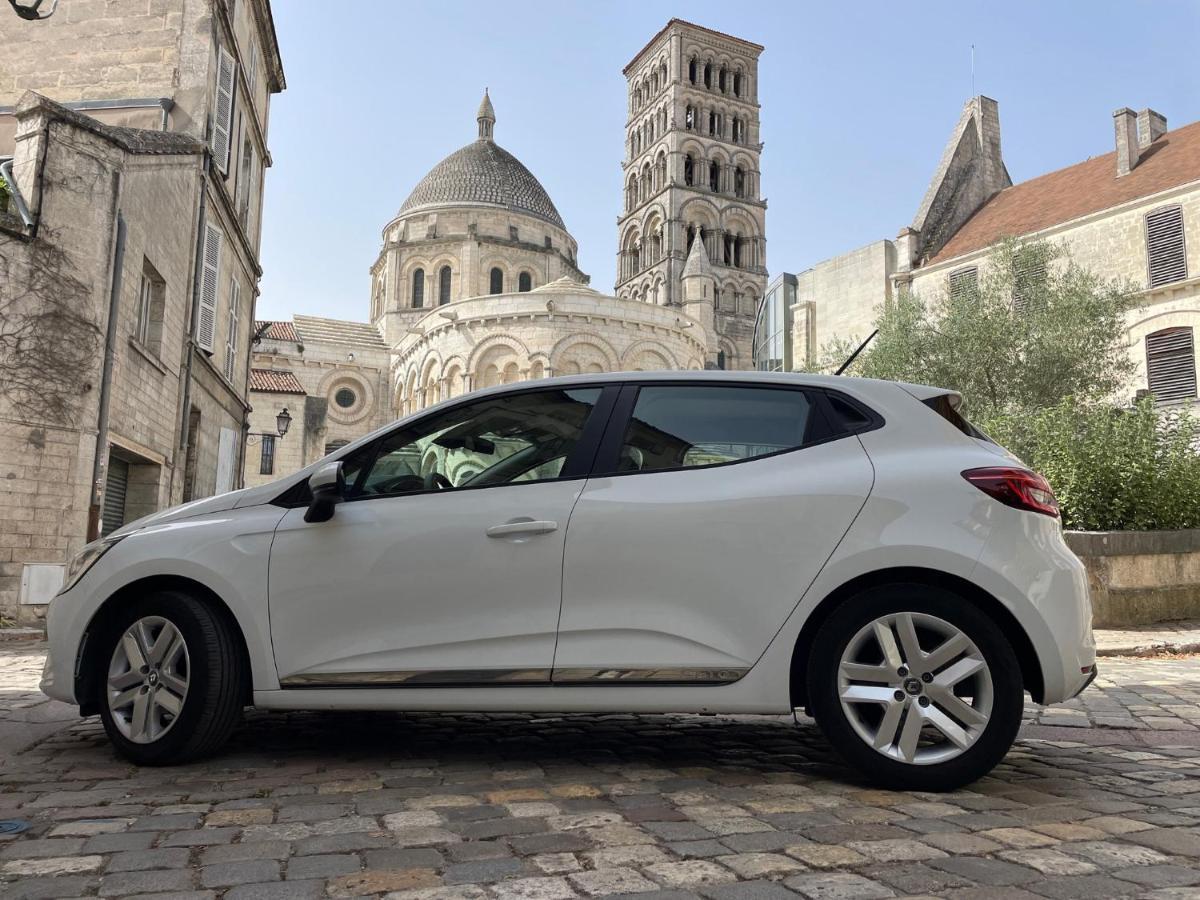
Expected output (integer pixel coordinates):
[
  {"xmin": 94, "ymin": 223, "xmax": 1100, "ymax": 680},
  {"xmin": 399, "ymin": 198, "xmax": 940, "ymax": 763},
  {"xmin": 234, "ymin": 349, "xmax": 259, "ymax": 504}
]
[{"xmin": 224, "ymin": 277, "xmax": 241, "ymax": 382}]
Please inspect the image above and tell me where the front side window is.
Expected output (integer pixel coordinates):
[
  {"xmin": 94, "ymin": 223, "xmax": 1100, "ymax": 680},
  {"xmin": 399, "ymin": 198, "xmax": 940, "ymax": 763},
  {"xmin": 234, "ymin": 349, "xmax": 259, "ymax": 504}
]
[
  {"xmin": 614, "ymin": 385, "xmax": 813, "ymax": 473},
  {"xmin": 341, "ymin": 388, "xmax": 602, "ymax": 498}
]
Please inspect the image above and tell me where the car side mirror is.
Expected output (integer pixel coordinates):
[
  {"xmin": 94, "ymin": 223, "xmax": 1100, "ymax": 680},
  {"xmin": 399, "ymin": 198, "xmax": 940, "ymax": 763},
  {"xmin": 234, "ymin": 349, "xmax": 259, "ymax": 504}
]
[{"xmin": 304, "ymin": 461, "xmax": 345, "ymax": 523}]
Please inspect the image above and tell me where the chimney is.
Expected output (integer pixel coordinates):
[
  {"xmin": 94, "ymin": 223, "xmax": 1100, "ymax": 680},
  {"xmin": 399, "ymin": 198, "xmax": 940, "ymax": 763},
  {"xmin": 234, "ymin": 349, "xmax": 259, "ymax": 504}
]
[
  {"xmin": 1113, "ymin": 108, "xmax": 1140, "ymax": 177},
  {"xmin": 1137, "ymin": 108, "xmax": 1168, "ymax": 148}
]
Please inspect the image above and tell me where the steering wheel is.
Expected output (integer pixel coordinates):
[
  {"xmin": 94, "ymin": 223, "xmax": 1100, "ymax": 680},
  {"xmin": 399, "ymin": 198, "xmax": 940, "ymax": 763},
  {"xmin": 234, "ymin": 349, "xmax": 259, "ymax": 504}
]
[{"xmin": 423, "ymin": 472, "xmax": 453, "ymax": 491}]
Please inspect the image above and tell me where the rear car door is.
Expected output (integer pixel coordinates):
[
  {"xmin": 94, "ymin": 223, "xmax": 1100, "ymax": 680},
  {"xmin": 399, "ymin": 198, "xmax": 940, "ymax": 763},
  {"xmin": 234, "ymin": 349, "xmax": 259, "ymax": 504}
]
[{"xmin": 553, "ymin": 381, "xmax": 876, "ymax": 683}]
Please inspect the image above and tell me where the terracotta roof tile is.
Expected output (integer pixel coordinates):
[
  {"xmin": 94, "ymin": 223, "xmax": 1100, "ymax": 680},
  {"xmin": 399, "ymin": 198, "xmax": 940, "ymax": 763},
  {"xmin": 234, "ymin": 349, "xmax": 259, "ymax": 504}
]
[
  {"xmin": 249, "ymin": 368, "xmax": 306, "ymax": 394},
  {"xmin": 928, "ymin": 119, "xmax": 1200, "ymax": 265},
  {"xmin": 254, "ymin": 320, "xmax": 299, "ymax": 342}
]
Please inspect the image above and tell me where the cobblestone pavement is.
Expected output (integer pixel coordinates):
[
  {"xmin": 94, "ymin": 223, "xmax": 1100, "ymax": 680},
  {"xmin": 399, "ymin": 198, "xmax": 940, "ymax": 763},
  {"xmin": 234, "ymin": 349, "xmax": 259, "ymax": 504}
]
[{"xmin": 2, "ymin": 645, "xmax": 1200, "ymax": 899}]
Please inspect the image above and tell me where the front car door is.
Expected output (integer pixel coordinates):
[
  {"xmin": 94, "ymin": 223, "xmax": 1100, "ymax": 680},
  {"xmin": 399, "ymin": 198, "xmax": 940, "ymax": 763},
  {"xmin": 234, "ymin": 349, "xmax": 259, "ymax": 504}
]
[
  {"xmin": 268, "ymin": 384, "xmax": 612, "ymax": 687},
  {"xmin": 555, "ymin": 381, "xmax": 875, "ymax": 683}
]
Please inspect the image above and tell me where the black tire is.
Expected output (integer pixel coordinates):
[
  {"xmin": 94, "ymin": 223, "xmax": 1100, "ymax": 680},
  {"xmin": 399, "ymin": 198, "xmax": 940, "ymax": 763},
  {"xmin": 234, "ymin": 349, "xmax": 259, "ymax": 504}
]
[
  {"xmin": 95, "ymin": 589, "xmax": 244, "ymax": 765},
  {"xmin": 806, "ymin": 583, "xmax": 1024, "ymax": 791}
]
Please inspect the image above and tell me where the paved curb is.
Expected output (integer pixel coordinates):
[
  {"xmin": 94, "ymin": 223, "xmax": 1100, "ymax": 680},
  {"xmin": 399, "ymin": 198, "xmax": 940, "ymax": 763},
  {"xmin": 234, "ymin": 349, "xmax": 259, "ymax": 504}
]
[
  {"xmin": 1096, "ymin": 639, "xmax": 1200, "ymax": 658},
  {"xmin": 0, "ymin": 627, "xmax": 45, "ymax": 643}
]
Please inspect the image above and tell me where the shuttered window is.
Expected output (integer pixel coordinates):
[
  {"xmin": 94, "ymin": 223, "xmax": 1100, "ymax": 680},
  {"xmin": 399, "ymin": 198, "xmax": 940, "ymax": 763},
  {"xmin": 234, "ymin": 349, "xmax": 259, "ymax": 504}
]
[
  {"xmin": 101, "ymin": 456, "xmax": 129, "ymax": 537},
  {"xmin": 1145, "ymin": 327, "xmax": 1197, "ymax": 403},
  {"xmin": 197, "ymin": 221, "xmax": 223, "ymax": 353},
  {"xmin": 1012, "ymin": 256, "xmax": 1046, "ymax": 314},
  {"xmin": 211, "ymin": 46, "xmax": 237, "ymax": 173},
  {"xmin": 948, "ymin": 266, "xmax": 979, "ymax": 301},
  {"xmin": 224, "ymin": 277, "xmax": 240, "ymax": 381},
  {"xmin": 1146, "ymin": 205, "xmax": 1187, "ymax": 288}
]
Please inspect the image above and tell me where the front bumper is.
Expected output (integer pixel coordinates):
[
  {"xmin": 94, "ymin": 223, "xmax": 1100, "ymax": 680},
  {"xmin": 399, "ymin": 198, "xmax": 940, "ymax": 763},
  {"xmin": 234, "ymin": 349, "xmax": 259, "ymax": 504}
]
[{"xmin": 39, "ymin": 588, "xmax": 83, "ymax": 705}]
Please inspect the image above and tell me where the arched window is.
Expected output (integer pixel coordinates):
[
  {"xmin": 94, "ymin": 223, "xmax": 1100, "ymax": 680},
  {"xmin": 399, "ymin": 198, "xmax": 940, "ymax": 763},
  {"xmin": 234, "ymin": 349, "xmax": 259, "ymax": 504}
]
[
  {"xmin": 723, "ymin": 234, "xmax": 734, "ymax": 266},
  {"xmin": 685, "ymin": 105, "xmax": 695, "ymax": 131},
  {"xmin": 709, "ymin": 161, "xmax": 720, "ymax": 192},
  {"xmin": 734, "ymin": 166, "xmax": 746, "ymax": 198},
  {"xmin": 634, "ymin": 88, "xmax": 641, "ymax": 109},
  {"xmin": 719, "ymin": 66, "xmax": 727, "ymax": 92},
  {"xmin": 518, "ymin": 272, "xmax": 532, "ymax": 292},
  {"xmin": 688, "ymin": 57, "xmax": 697, "ymax": 83},
  {"xmin": 733, "ymin": 71, "xmax": 742, "ymax": 97},
  {"xmin": 660, "ymin": 63, "xmax": 668, "ymax": 87},
  {"xmin": 489, "ymin": 267, "xmax": 503, "ymax": 295},
  {"xmin": 684, "ymin": 154, "xmax": 695, "ymax": 186},
  {"xmin": 438, "ymin": 266, "xmax": 451, "ymax": 305},
  {"xmin": 734, "ymin": 235, "xmax": 744, "ymax": 268},
  {"xmin": 411, "ymin": 268, "xmax": 424, "ymax": 308},
  {"xmin": 708, "ymin": 110, "xmax": 716, "ymax": 135},
  {"xmin": 627, "ymin": 176, "xmax": 637, "ymax": 211},
  {"xmin": 703, "ymin": 62, "xmax": 712, "ymax": 88}
]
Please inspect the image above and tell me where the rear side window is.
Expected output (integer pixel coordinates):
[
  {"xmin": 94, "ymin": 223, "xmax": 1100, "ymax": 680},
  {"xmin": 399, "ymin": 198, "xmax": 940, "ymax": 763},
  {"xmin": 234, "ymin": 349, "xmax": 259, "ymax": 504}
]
[
  {"xmin": 615, "ymin": 385, "xmax": 813, "ymax": 473},
  {"xmin": 923, "ymin": 394, "xmax": 994, "ymax": 443}
]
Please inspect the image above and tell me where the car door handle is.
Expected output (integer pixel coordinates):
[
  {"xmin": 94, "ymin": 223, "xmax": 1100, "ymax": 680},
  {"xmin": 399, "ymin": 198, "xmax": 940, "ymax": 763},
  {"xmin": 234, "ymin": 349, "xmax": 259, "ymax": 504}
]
[{"xmin": 486, "ymin": 520, "xmax": 558, "ymax": 538}]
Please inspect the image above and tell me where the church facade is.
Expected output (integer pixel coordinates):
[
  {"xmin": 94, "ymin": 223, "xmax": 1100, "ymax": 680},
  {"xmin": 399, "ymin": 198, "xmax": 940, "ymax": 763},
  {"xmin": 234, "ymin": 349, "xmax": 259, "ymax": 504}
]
[{"xmin": 246, "ymin": 20, "xmax": 759, "ymax": 487}]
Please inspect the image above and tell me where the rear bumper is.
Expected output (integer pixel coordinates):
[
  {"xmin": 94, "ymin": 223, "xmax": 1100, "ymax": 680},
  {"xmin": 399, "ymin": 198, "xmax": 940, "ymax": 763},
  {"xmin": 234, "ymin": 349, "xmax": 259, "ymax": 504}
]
[{"xmin": 971, "ymin": 515, "xmax": 1096, "ymax": 706}]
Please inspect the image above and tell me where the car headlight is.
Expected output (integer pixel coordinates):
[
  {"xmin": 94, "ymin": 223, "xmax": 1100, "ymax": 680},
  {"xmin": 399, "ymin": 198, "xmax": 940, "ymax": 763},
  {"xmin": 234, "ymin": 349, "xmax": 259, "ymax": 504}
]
[{"xmin": 60, "ymin": 536, "xmax": 123, "ymax": 595}]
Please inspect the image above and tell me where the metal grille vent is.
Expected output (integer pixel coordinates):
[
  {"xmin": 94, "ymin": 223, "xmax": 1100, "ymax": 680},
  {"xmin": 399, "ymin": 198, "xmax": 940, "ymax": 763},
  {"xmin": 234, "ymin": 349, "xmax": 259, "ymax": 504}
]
[
  {"xmin": 948, "ymin": 266, "xmax": 979, "ymax": 302},
  {"xmin": 1145, "ymin": 327, "xmax": 1197, "ymax": 403},
  {"xmin": 1146, "ymin": 205, "xmax": 1187, "ymax": 288}
]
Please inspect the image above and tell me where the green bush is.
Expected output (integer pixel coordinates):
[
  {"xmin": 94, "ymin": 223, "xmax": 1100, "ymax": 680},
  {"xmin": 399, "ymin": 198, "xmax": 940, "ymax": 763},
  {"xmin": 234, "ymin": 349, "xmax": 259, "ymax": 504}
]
[{"xmin": 983, "ymin": 399, "xmax": 1200, "ymax": 531}]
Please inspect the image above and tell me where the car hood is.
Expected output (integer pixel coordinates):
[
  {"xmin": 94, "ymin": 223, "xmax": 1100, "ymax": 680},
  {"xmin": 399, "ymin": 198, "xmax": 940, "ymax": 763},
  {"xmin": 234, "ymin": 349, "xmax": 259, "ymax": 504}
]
[{"xmin": 105, "ymin": 478, "xmax": 291, "ymax": 538}]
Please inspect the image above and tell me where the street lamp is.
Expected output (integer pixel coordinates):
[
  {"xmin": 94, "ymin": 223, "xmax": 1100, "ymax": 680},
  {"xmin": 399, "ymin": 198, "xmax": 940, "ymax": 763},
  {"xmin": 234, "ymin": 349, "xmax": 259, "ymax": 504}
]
[
  {"xmin": 8, "ymin": 0, "xmax": 60, "ymax": 20},
  {"xmin": 275, "ymin": 407, "xmax": 292, "ymax": 438}
]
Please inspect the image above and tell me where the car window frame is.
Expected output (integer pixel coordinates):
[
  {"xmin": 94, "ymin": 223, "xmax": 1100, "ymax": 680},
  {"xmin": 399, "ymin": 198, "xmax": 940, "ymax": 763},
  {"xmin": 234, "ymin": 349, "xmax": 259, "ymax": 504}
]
[
  {"xmin": 589, "ymin": 380, "xmax": 882, "ymax": 478},
  {"xmin": 274, "ymin": 383, "xmax": 620, "ymax": 507}
]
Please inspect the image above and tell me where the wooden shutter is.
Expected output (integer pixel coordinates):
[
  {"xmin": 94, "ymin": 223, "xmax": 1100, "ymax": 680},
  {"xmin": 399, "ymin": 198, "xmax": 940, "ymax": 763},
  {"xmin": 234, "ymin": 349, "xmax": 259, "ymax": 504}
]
[
  {"xmin": 197, "ymin": 222, "xmax": 222, "ymax": 353},
  {"xmin": 224, "ymin": 278, "xmax": 240, "ymax": 380},
  {"xmin": 211, "ymin": 46, "xmax": 237, "ymax": 173},
  {"xmin": 948, "ymin": 266, "xmax": 979, "ymax": 302},
  {"xmin": 1146, "ymin": 327, "xmax": 1198, "ymax": 403},
  {"xmin": 1146, "ymin": 206, "xmax": 1187, "ymax": 288}
]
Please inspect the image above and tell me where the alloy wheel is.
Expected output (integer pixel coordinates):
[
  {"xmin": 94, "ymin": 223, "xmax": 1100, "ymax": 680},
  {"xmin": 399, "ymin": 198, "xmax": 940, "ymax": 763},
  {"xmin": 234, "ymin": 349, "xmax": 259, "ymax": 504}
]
[
  {"xmin": 107, "ymin": 615, "xmax": 190, "ymax": 744},
  {"xmin": 837, "ymin": 611, "xmax": 993, "ymax": 765}
]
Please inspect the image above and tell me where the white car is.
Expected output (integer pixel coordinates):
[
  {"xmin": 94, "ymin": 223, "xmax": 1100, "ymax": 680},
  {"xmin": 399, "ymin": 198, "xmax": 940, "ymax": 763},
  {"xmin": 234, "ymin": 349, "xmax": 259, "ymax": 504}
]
[{"xmin": 41, "ymin": 372, "xmax": 1096, "ymax": 790}]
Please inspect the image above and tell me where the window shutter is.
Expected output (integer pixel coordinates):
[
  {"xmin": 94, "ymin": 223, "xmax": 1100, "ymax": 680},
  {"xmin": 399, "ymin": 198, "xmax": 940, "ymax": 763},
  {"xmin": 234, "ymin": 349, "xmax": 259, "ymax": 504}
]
[
  {"xmin": 1146, "ymin": 206, "xmax": 1187, "ymax": 288},
  {"xmin": 224, "ymin": 278, "xmax": 240, "ymax": 381},
  {"xmin": 197, "ymin": 222, "xmax": 222, "ymax": 353},
  {"xmin": 948, "ymin": 266, "xmax": 979, "ymax": 302},
  {"xmin": 1146, "ymin": 327, "xmax": 1197, "ymax": 403},
  {"xmin": 1011, "ymin": 256, "xmax": 1046, "ymax": 314},
  {"xmin": 211, "ymin": 46, "xmax": 237, "ymax": 173}
]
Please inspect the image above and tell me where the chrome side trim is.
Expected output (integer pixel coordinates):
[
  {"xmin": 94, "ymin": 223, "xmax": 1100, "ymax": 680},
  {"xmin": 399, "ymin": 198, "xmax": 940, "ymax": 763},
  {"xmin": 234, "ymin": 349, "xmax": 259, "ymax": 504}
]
[
  {"xmin": 279, "ymin": 667, "xmax": 750, "ymax": 689},
  {"xmin": 281, "ymin": 668, "xmax": 551, "ymax": 688},
  {"xmin": 551, "ymin": 667, "xmax": 749, "ymax": 685}
]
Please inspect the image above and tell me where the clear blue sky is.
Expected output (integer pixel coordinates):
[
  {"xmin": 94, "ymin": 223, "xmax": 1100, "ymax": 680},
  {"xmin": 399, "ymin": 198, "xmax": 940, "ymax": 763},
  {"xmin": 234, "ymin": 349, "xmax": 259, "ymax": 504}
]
[{"xmin": 256, "ymin": 1, "xmax": 1200, "ymax": 323}]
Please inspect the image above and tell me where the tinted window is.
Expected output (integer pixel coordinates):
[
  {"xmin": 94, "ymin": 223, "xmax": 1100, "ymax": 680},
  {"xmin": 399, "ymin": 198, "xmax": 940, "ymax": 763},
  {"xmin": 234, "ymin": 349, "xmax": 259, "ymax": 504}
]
[
  {"xmin": 923, "ymin": 394, "xmax": 993, "ymax": 443},
  {"xmin": 615, "ymin": 385, "xmax": 812, "ymax": 473},
  {"xmin": 826, "ymin": 394, "xmax": 875, "ymax": 432},
  {"xmin": 341, "ymin": 388, "xmax": 601, "ymax": 498}
]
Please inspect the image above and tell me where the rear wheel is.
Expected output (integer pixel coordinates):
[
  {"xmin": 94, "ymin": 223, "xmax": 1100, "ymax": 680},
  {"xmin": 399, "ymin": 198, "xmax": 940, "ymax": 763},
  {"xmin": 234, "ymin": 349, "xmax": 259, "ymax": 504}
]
[
  {"xmin": 95, "ymin": 590, "xmax": 244, "ymax": 765},
  {"xmin": 807, "ymin": 584, "xmax": 1023, "ymax": 791}
]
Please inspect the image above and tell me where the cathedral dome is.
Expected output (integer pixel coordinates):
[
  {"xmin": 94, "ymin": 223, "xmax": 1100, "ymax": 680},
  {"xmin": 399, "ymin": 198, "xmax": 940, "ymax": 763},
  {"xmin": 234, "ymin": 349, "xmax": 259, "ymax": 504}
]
[{"xmin": 398, "ymin": 92, "xmax": 566, "ymax": 229}]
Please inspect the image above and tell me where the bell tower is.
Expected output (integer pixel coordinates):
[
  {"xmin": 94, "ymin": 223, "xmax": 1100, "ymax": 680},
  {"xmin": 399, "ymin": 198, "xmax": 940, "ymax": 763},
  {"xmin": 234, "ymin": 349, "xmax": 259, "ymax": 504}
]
[{"xmin": 615, "ymin": 19, "xmax": 767, "ymax": 369}]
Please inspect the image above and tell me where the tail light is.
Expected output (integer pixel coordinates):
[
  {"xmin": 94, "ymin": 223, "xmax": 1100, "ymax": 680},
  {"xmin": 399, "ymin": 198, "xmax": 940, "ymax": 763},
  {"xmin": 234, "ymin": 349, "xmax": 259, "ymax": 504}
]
[{"xmin": 962, "ymin": 467, "xmax": 1060, "ymax": 518}]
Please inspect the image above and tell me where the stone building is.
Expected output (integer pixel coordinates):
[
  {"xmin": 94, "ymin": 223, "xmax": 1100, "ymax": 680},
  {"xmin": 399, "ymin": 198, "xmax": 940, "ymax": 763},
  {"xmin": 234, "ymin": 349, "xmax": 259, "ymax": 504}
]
[
  {"xmin": 616, "ymin": 19, "xmax": 767, "ymax": 369},
  {"xmin": 0, "ymin": 0, "xmax": 285, "ymax": 622},
  {"xmin": 774, "ymin": 97, "xmax": 1200, "ymax": 408},
  {"xmin": 245, "ymin": 25, "xmax": 756, "ymax": 485}
]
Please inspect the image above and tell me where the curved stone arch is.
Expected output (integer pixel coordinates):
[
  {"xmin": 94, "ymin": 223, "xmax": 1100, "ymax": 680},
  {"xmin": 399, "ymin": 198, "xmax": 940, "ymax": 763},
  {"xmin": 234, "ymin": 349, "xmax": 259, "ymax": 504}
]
[
  {"xmin": 731, "ymin": 150, "xmax": 757, "ymax": 171},
  {"xmin": 440, "ymin": 354, "xmax": 468, "ymax": 399},
  {"xmin": 650, "ymin": 274, "xmax": 667, "ymax": 306},
  {"xmin": 720, "ymin": 205, "xmax": 760, "ymax": 234},
  {"xmin": 640, "ymin": 203, "xmax": 667, "ymax": 234},
  {"xmin": 550, "ymin": 333, "xmax": 619, "ymax": 375},
  {"xmin": 317, "ymin": 368, "xmax": 375, "ymax": 426},
  {"xmin": 621, "ymin": 221, "xmax": 643, "ymax": 251},
  {"xmin": 707, "ymin": 145, "xmax": 730, "ymax": 167},
  {"xmin": 678, "ymin": 137, "xmax": 708, "ymax": 160},
  {"xmin": 678, "ymin": 196, "xmax": 721, "ymax": 229},
  {"xmin": 479, "ymin": 256, "xmax": 516, "ymax": 295},
  {"xmin": 718, "ymin": 336, "xmax": 740, "ymax": 370},
  {"xmin": 685, "ymin": 356, "xmax": 705, "ymax": 371},
  {"xmin": 621, "ymin": 339, "xmax": 679, "ymax": 372},
  {"xmin": 467, "ymin": 332, "xmax": 530, "ymax": 373}
]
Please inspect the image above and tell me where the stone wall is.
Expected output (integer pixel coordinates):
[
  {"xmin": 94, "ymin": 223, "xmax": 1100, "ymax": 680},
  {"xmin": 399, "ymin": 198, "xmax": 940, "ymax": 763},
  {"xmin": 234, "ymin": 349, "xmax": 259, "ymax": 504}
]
[
  {"xmin": 1065, "ymin": 529, "xmax": 1200, "ymax": 627},
  {"xmin": 793, "ymin": 240, "xmax": 895, "ymax": 363}
]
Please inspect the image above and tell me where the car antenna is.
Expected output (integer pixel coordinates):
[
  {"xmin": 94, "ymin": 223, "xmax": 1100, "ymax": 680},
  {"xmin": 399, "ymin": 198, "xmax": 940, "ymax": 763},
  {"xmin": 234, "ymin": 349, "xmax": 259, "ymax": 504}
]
[{"xmin": 834, "ymin": 329, "xmax": 878, "ymax": 376}]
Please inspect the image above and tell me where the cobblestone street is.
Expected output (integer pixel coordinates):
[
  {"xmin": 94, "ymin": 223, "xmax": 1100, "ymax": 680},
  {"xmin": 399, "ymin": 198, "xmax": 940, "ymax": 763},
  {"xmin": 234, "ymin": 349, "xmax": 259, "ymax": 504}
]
[{"xmin": 2, "ymin": 643, "xmax": 1199, "ymax": 899}]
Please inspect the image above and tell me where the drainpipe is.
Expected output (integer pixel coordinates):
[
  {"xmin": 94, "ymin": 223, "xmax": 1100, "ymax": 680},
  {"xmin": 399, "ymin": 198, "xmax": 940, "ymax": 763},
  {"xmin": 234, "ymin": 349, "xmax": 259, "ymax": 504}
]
[
  {"xmin": 87, "ymin": 178, "xmax": 126, "ymax": 541},
  {"xmin": 173, "ymin": 158, "xmax": 210, "ymax": 500},
  {"xmin": 158, "ymin": 98, "xmax": 174, "ymax": 131},
  {"xmin": 0, "ymin": 158, "xmax": 36, "ymax": 229}
]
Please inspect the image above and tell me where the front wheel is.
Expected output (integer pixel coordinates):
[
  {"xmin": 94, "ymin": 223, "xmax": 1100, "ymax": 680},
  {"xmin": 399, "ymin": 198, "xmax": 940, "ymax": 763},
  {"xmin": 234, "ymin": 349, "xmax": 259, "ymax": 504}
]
[
  {"xmin": 807, "ymin": 584, "xmax": 1024, "ymax": 791},
  {"xmin": 95, "ymin": 590, "xmax": 244, "ymax": 765}
]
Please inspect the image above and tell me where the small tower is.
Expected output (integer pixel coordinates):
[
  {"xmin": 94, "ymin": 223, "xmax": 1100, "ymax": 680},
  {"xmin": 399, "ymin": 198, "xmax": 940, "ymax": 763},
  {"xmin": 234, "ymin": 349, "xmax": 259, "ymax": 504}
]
[
  {"xmin": 681, "ymin": 233, "xmax": 718, "ymax": 364},
  {"xmin": 477, "ymin": 89, "xmax": 495, "ymax": 141}
]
